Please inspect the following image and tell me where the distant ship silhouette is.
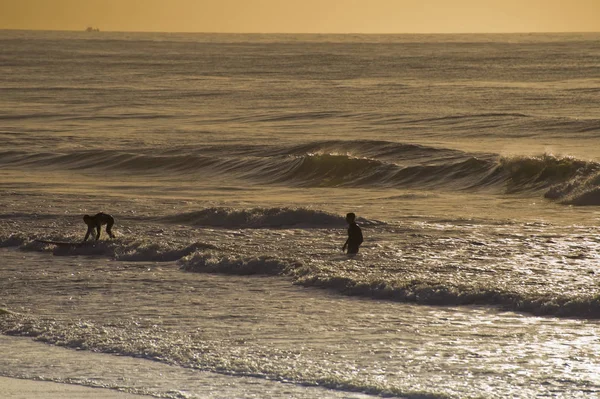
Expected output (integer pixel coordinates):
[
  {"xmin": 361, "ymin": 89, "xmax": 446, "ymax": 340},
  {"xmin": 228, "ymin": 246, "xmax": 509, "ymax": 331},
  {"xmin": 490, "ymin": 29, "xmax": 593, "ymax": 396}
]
[{"xmin": 85, "ymin": 27, "xmax": 100, "ymax": 32}]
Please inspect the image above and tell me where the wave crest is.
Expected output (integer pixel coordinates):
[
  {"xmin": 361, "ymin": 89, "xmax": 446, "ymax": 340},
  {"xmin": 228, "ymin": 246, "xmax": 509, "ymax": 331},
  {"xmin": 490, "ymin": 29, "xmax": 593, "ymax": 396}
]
[
  {"xmin": 278, "ymin": 153, "xmax": 393, "ymax": 186},
  {"xmin": 4, "ymin": 141, "xmax": 600, "ymax": 204},
  {"xmin": 497, "ymin": 154, "xmax": 600, "ymax": 204},
  {"xmin": 160, "ymin": 207, "xmax": 351, "ymax": 228},
  {"xmin": 178, "ymin": 251, "xmax": 303, "ymax": 276},
  {"xmin": 501, "ymin": 154, "xmax": 595, "ymax": 188},
  {"xmin": 115, "ymin": 242, "xmax": 217, "ymax": 262}
]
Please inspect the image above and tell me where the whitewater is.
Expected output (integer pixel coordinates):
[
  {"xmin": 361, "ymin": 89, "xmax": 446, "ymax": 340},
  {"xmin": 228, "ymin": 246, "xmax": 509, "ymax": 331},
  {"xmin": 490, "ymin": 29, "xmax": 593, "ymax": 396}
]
[{"xmin": 1, "ymin": 30, "xmax": 600, "ymax": 398}]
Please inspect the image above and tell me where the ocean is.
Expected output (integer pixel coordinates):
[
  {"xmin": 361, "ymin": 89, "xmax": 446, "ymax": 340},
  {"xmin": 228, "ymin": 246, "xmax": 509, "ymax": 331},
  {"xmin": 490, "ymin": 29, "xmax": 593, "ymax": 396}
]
[{"xmin": 1, "ymin": 30, "xmax": 600, "ymax": 398}]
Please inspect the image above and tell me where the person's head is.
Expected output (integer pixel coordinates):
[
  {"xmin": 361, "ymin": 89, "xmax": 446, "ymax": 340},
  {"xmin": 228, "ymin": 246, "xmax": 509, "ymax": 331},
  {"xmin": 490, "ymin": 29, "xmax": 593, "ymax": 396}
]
[
  {"xmin": 83, "ymin": 214, "xmax": 91, "ymax": 224},
  {"xmin": 345, "ymin": 212, "xmax": 356, "ymax": 224}
]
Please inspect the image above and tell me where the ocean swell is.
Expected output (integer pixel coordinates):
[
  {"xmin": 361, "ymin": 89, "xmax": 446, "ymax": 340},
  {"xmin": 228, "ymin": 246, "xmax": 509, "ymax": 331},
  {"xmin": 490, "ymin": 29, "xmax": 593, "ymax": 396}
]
[{"xmin": 3, "ymin": 141, "xmax": 600, "ymax": 202}]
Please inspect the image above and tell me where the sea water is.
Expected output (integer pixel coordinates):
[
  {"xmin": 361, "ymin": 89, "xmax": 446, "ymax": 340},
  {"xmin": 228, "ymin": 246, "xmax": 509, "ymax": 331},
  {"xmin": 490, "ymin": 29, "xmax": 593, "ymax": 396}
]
[{"xmin": 1, "ymin": 30, "xmax": 600, "ymax": 398}]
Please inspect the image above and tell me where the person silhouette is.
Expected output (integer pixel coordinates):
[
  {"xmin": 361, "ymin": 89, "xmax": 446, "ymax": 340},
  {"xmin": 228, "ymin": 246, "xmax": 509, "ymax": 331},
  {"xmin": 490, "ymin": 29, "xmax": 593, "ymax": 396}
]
[
  {"xmin": 342, "ymin": 212, "xmax": 363, "ymax": 254},
  {"xmin": 83, "ymin": 212, "xmax": 116, "ymax": 241}
]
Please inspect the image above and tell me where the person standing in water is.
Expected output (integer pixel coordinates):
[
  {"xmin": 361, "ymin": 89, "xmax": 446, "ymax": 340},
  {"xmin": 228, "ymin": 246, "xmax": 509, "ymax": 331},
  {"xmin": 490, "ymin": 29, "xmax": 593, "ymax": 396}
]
[
  {"xmin": 83, "ymin": 212, "xmax": 116, "ymax": 241},
  {"xmin": 342, "ymin": 212, "xmax": 363, "ymax": 254}
]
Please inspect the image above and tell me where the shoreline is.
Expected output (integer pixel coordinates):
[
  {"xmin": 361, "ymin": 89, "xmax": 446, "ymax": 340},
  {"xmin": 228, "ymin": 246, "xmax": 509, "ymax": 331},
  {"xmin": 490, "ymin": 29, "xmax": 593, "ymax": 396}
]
[{"xmin": 0, "ymin": 376, "xmax": 149, "ymax": 399}]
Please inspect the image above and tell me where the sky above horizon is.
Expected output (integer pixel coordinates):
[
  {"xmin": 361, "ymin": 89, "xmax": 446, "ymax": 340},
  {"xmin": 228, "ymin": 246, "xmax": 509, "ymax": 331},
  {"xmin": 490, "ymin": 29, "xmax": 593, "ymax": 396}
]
[{"xmin": 1, "ymin": 0, "xmax": 599, "ymax": 34}]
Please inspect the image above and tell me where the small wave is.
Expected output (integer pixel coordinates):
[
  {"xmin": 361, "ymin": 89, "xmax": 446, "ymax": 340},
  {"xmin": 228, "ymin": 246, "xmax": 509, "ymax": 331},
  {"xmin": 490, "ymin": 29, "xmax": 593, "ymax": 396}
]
[
  {"xmin": 409, "ymin": 112, "xmax": 532, "ymax": 124},
  {"xmin": 160, "ymin": 207, "xmax": 350, "ymax": 228},
  {"xmin": 115, "ymin": 242, "xmax": 217, "ymax": 262},
  {"xmin": 0, "ymin": 234, "xmax": 29, "ymax": 248},
  {"xmin": 294, "ymin": 274, "xmax": 600, "ymax": 319},
  {"xmin": 179, "ymin": 251, "xmax": 303, "ymax": 276},
  {"xmin": 0, "ymin": 113, "xmax": 61, "ymax": 121},
  {"xmin": 19, "ymin": 238, "xmax": 216, "ymax": 262},
  {"xmin": 61, "ymin": 113, "xmax": 172, "ymax": 121},
  {"xmin": 283, "ymin": 140, "xmax": 459, "ymax": 161},
  {"xmin": 180, "ymin": 251, "xmax": 600, "ymax": 319},
  {"xmin": 0, "ymin": 149, "xmax": 220, "ymax": 174},
  {"xmin": 230, "ymin": 110, "xmax": 344, "ymax": 123}
]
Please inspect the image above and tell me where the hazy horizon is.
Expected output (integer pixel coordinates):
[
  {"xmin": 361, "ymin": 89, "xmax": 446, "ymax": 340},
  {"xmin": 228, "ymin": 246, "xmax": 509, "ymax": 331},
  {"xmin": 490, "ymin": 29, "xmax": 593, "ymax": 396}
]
[
  {"xmin": 2, "ymin": 0, "xmax": 599, "ymax": 34},
  {"xmin": 2, "ymin": 27, "xmax": 600, "ymax": 35}
]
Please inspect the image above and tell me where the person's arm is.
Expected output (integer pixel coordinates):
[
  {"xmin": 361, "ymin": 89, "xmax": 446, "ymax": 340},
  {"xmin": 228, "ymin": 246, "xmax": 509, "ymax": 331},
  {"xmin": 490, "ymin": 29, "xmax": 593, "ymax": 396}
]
[
  {"xmin": 95, "ymin": 225, "xmax": 101, "ymax": 240},
  {"xmin": 342, "ymin": 236, "xmax": 349, "ymax": 252}
]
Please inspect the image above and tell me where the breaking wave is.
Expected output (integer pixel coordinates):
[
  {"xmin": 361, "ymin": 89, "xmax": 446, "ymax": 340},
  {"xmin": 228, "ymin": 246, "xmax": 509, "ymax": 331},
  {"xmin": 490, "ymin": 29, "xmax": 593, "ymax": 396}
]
[
  {"xmin": 2, "ymin": 140, "xmax": 600, "ymax": 203},
  {"xmin": 543, "ymin": 169, "xmax": 600, "ymax": 205},
  {"xmin": 160, "ymin": 207, "xmax": 360, "ymax": 228},
  {"xmin": 179, "ymin": 251, "xmax": 301, "ymax": 276},
  {"xmin": 502, "ymin": 154, "xmax": 599, "ymax": 192},
  {"xmin": 159, "ymin": 207, "xmax": 385, "ymax": 229}
]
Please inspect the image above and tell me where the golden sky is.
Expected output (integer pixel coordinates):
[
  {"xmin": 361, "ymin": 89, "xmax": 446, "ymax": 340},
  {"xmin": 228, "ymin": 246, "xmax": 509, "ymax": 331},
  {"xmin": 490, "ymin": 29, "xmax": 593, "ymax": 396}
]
[{"xmin": 1, "ymin": 0, "xmax": 599, "ymax": 33}]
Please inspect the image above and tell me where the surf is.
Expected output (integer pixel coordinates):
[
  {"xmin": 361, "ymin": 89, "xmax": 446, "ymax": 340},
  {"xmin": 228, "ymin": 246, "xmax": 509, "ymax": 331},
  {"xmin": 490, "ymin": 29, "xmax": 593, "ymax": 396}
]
[{"xmin": 3, "ymin": 141, "xmax": 599, "ymax": 204}]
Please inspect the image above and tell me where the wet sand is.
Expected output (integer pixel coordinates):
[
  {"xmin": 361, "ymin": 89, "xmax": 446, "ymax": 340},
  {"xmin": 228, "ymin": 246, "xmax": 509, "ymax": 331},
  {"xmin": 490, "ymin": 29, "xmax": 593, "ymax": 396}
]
[{"xmin": 0, "ymin": 377, "xmax": 149, "ymax": 399}]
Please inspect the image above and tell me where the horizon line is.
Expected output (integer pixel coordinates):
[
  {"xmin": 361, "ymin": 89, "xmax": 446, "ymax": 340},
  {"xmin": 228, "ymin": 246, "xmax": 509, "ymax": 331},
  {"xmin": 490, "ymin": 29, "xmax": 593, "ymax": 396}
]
[{"xmin": 2, "ymin": 28, "xmax": 600, "ymax": 35}]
